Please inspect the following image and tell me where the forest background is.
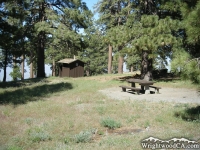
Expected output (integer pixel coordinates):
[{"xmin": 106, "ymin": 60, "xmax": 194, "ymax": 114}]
[
  {"xmin": 0, "ymin": 0, "xmax": 98, "ymax": 81},
  {"xmin": 0, "ymin": 0, "xmax": 200, "ymax": 83}
]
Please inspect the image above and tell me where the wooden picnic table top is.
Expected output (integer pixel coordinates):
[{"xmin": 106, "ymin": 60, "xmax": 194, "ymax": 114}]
[{"xmin": 126, "ymin": 79, "xmax": 155, "ymax": 84}]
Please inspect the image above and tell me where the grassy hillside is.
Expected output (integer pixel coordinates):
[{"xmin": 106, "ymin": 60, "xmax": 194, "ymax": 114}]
[{"xmin": 0, "ymin": 75, "xmax": 200, "ymax": 150}]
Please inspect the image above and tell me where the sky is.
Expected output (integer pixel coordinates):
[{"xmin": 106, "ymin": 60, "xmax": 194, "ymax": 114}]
[
  {"xmin": 0, "ymin": 0, "xmax": 99, "ymax": 81},
  {"xmin": 84, "ymin": 0, "xmax": 99, "ymax": 12},
  {"xmin": 85, "ymin": 0, "xmax": 99, "ymax": 20}
]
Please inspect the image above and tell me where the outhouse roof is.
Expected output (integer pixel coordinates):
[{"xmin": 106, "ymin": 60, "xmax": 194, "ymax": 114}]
[{"xmin": 57, "ymin": 58, "xmax": 84, "ymax": 64}]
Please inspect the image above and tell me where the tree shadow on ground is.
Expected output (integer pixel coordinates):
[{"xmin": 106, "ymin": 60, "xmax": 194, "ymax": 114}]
[
  {"xmin": 174, "ymin": 106, "xmax": 200, "ymax": 122},
  {"xmin": 0, "ymin": 78, "xmax": 49, "ymax": 88},
  {"xmin": 0, "ymin": 82, "xmax": 73, "ymax": 105}
]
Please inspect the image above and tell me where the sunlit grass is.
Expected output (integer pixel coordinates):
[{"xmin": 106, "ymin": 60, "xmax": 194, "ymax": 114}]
[{"xmin": 0, "ymin": 75, "xmax": 200, "ymax": 149}]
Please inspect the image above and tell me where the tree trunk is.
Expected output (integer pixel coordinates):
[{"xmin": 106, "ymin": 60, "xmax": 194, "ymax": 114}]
[
  {"xmin": 30, "ymin": 61, "xmax": 33, "ymax": 78},
  {"xmin": 21, "ymin": 54, "xmax": 24, "ymax": 80},
  {"xmin": 37, "ymin": 2, "xmax": 45, "ymax": 78},
  {"xmin": 141, "ymin": 50, "xmax": 153, "ymax": 81},
  {"xmin": 52, "ymin": 58, "xmax": 55, "ymax": 76},
  {"xmin": 118, "ymin": 54, "xmax": 124, "ymax": 74},
  {"xmin": 13, "ymin": 55, "xmax": 17, "ymax": 81},
  {"xmin": 3, "ymin": 49, "xmax": 8, "ymax": 82},
  {"xmin": 131, "ymin": 66, "xmax": 133, "ymax": 72},
  {"xmin": 86, "ymin": 69, "xmax": 90, "ymax": 76},
  {"xmin": 117, "ymin": 2, "xmax": 123, "ymax": 74},
  {"xmin": 37, "ymin": 31, "xmax": 45, "ymax": 77},
  {"xmin": 108, "ymin": 44, "xmax": 112, "ymax": 74}
]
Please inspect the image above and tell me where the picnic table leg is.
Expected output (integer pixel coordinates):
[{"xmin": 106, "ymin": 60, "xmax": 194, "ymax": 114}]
[
  {"xmin": 145, "ymin": 85, "xmax": 151, "ymax": 94},
  {"xmin": 144, "ymin": 85, "xmax": 149, "ymax": 90},
  {"xmin": 131, "ymin": 83, "xmax": 135, "ymax": 87},
  {"xmin": 141, "ymin": 85, "xmax": 145, "ymax": 94},
  {"xmin": 122, "ymin": 87, "xmax": 126, "ymax": 92}
]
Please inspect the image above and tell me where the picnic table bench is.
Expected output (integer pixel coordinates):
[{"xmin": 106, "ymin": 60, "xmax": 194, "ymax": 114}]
[
  {"xmin": 149, "ymin": 85, "xmax": 161, "ymax": 93},
  {"xmin": 119, "ymin": 85, "xmax": 141, "ymax": 95}
]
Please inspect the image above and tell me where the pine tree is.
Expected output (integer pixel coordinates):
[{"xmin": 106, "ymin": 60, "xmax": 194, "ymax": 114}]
[
  {"xmin": 171, "ymin": 0, "xmax": 200, "ymax": 83},
  {"xmin": 78, "ymin": 25, "xmax": 108, "ymax": 76},
  {"xmin": 0, "ymin": 3, "xmax": 17, "ymax": 82},
  {"xmin": 96, "ymin": 0, "xmax": 131, "ymax": 74},
  {"xmin": 95, "ymin": 0, "xmax": 114, "ymax": 74},
  {"xmin": 181, "ymin": 0, "xmax": 200, "ymax": 56},
  {"xmin": 112, "ymin": 0, "xmax": 181, "ymax": 80},
  {"xmin": 0, "ymin": 0, "xmax": 31, "ymax": 81},
  {"xmin": 125, "ymin": 52, "xmax": 141, "ymax": 72}
]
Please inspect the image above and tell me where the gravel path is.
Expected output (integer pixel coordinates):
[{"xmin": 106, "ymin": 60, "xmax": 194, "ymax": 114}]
[{"xmin": 99, "ymin": 87, "xmax": 200, "ymax": 104}]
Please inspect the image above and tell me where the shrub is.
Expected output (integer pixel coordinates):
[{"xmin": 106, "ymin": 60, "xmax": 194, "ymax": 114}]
[
  {"xmin": 100, "ymin": 117, "xmax": 122, "ymax": 129},
  {"xmin": 74, "ymin": 128, "xmax": 96, "ymax": 143},
  {"xmin": 28, "ymin": 127, "xmax": 52, "ymax": 142},
  {"xmin": 9, "ymin": 66, "xmax": 21, "ymax": 81},
  {"xmin": 25, "ymin": 117, "xmax": 33, "ymax": 125},
  {"xmin": 171, "ymin": 50, "xmax": 200, "ymax": 84}
]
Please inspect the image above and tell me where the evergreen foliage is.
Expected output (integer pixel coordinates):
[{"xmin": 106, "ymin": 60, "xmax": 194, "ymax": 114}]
[
  {"xmin": 9, "ymin": 65, "xmax": 22, "ymax": 81},
  {"xmin": 125, "ymin": 53, "xmax": 141, "ymax": 71},
  {"xmin": 78, "ymin": 25, "xmax": 108, "ymax": 76},
  {"xmin": 181, "ymin": 0, "xmax": 200, "ymax": 45},
  {"xmin": 170, "ymin": 0, "xmax": 200, "ymax": 83},
  {"xmin": 0, "ymin": 0, "xmax": 92, "ymax": 79}
]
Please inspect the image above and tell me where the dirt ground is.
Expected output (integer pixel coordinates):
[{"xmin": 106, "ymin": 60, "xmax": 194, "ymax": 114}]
[{"xmin": 99, "ymin": 87, "xmax": 200, "ymax": 104}]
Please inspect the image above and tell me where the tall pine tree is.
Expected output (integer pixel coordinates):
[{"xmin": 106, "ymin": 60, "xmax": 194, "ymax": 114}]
[{"xmin": 25, "ymin": 0, "xmax": 91, "ymax": 77}]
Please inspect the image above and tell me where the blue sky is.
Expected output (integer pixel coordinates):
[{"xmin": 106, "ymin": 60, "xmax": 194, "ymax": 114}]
[
  {"xmin": 85, "ymin": 0, "xmax": 99, "ymax": 19},
  {"xmin": 85, "ymin": 0, "xmax": 98, "ymax": 11},
  {"xmin": 0, "ymin": 0, "xmax": 99, "ymax": 81}
]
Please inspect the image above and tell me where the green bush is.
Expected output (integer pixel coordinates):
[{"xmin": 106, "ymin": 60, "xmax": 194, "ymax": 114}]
[
  {"xmin": 171, "ymin": 50, "xmax": 200, "ymax": 84},
  {"xmin": 74, "ymin": 128, "xmax": 96, "ymax": 143},
  {"xmin": 28, "ymin": 127, "xmax": 52, "ymax": 142},
  {"xmin": 100, "ymin": 117, "xmax": 122, "ymax": 129},
  {"xmin": 9, "ymin": 66, "xmax": 21, "ymax": 81}
]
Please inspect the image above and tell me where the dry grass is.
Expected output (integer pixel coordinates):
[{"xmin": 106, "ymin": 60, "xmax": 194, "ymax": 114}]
[{"xmin": 0, "ymin": 74, "xmax": 200, "ymax": 150}]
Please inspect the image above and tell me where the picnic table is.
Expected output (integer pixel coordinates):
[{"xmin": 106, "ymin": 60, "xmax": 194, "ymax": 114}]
[
  {"xmin": 119, "ymin": 79, "xmax": 161, "ymax": 94},
  {"xmin": 127, "ymin": 79, "xmax": 154, "ymax": 90}
]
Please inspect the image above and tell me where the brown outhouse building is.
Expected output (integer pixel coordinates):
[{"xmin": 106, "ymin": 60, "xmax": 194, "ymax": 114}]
[{"xmin": 57, "ymin": 58, "xmax": 84, "ymax": 78}]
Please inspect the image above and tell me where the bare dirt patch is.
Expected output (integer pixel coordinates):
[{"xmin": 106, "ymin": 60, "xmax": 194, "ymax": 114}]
[
  {"xmin": 93, "ymin": 127, "xmax": 144, "ymax": 141},
  {"xmin": 107, "ymin": 128, "xmax": 143, "ymax": 135},
  {"xmin": 99, "ymin": 87, "xmax": 200, "ymax": 104}
]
